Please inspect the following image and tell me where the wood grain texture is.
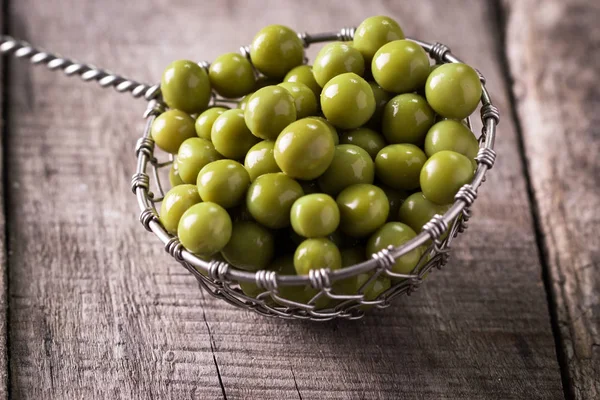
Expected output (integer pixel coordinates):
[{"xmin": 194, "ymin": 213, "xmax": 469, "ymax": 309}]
[
  {"xmin": 5, "ymin": 0, "xmax": 564, "ymax": 399},
  {"xmin": 0, "ymin": 1, "xmax": 9, "ymax": 399},
  {"xmin": 503, "ymin": 0, "xmax": 600, "ymax": 398},
  {"xmin": 0, "ymin": 2, "xmax": 9, "ymax": 399}
]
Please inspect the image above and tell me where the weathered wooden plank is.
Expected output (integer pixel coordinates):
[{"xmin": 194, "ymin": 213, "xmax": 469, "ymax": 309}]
[
  {"xmin": 0, "ymin": 2, "xmax": 9, "ymax": 399},
  {"xmin": 503, "ymin": 0, "xmax": 600, "ymax": 398},
  {"xmin": 0, "ymin": 2, "xmax": 8, "ymax": 399},
  {"xmin": 5, "ymin": 0, "xmax": 564, "ymax": 399}
]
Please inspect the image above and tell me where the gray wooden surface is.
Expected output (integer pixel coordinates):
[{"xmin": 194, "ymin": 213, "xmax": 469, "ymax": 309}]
[
  {"xmin": 0, "ymin": 0, "xmax": 596, "ymax": 399},
  {"xmin": 504, "ymin": 0, "xmax": 600, "ymax": 398}
]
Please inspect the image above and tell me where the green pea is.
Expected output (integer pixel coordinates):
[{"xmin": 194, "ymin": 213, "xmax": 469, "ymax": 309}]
[
  {"xmin": 221, "ymin": 221, "xmax": 274, "ymax": 271},
  {"xmin": 366, "ymin": 222, "xmax": 423, "ymax": 274},
  {"xmin": 318, "ymin": 144, "xmax": 374, "ymax": 196},
  {"xmin": 250, "ymin": 25, "xmax": 304, "ymax": 79},
  {"xmin": 238, "ymin": 94, "xmax": 252, "ymax": 111},
  {"xmin": 339, "ymin": 127, "xmax": 386, "ymax": 159},
  {"xmin": 353, "ymin": 16, "xmax": 405, "ymax": 62},
  {"xmin": 425, "ymin": 63, "xmax": 482, "ymax": 120},
  {"xmin": 178, "ymin": 202, "xmax": 232, "ymax": 256},
  {"xmin": 169, "ymin": 161, "xmax": 184, "ymax": 187},
  {"xmin": 245, "ymin": 85, "xmax": 297, "ymax": 140},
  {"xmin": 367, "ymin": 82, "xmax": 391, "ymax": 128},
  {"xmin": 176, "ymin": 138, "xmax": 222, "ymax": 184},
  {"xmin": 278, "ymin": 82, "xmax": 318, "ymax": 118},
  {"xmin": 291, "ymin": 194, "xmax": 340, "ymax": 238},
  {"xmin": 196, "ymin": 160, "xmax": 250, "ymax": 209},
  {"xmin": 195, "ymin": 107, "xmax": 227, "ymax": 140},
  {"xmin": 284, "ymin": 65, "xmax": 321, "ymax": 98},
  {"xmin": 380, "ymin": 185, "xmax": 408, "ymax": 222},
  {"xmin": 274, "ymin": 118, "xmax": 335, "ymax": 180},
  {"xmin": 313, "ymin": 42, "xmax": 365, "ymax": 87},
  {"xmin": 321, "ymin": 73, "xmax": 376, "ymax": 129},
  {"xmin": 420, "ymin": 150, "xmax": 474, "ymax": 205},
  {"xmin": 340, "ymin": 247, "xmax": 366, "ymax": 267},
  {"xmin": 244, "ymin": 141, "xmax": 281, "ymax": 182},
  {"xmin": 306, "ymin": 116, "xmax": 339, "ymax": 145},
  {"xmin": 382, "ymin": 93, "xmax": 435, "ymax": 144},
  {"xmin": 424, "ymin": 120, "xmax": 479, "ymax": 161},
  {"xmin": 211, "ymin": 109, "xmax": 259, "ymax": 160},
  {"xmin": 159, "ymin": 184, "xmax": 202, "ymax": 234},
  {"xmin": 372, "ymin": 40, "xmax": 430, "ymax": 93},
  {"xmin": 151, "ymin": 110, "xmax": 196, "ymax": 154},
  {"xmin": 209, "ymin": 52, "xmax": 255, "ymax": 98},
  {"xmin": 375, "ymin": 144, "xmax": 427, "ymax": 190},
  {"xmin": 294, "ymin": 238, "xmax": 342, "ymax": 275},
  {"xmin": 246, "ymin": 173, "xmax": 304, "ymax": 229},
  {"xmin": 336, "ymin": 183, "xmax": 389, "ymax": 237},
  {"xmin": 398, "ymin": 192, "xmax": 451, "ymax": 233},
  {"xmin": 161, "ymin": 60, "xmax": 211, "ymax": 114}
]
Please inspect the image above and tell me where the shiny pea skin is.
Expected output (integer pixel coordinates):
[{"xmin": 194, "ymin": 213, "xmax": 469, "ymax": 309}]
[
  {"xmin": 211, "ymin": 109, "xmax": 260, "ymax": 160},
  {"xmin": 371, "ymin": 40, "xmax": 430, "ymax": 93},
  {"xmin": 245, "ymin": 85, "xmax": 297, "ymax": 140},
  {"xmin": 420, "ymin": 150, "xmax": 475, "ymax": 205},
  {"xmin": 353, "ymin": 16, "xmax": 405, "ymax": 62},
  {"xmin": 424, "ymin": 120, "xmax": 479, "ymax": 160},
  {"xmin": 284, "ymin": 65, "xmax": 321, "ymax": 98},
  {"xmin": 195, "ymin": 107, "xmax": 227, "ymax": 141},
  {"xmin": 151, "ymin": 110, "xmax": 196, "ymax": 154},
  {"xmin": 197, "ymin": 160, "xmax": 250, "ymax": 209},
  {"xmin": 278, "ymin": 82, "xmax": 318, "ymax": 118},
  {"xmin": 336, "ymin": 183, "xmax": 389, "ymax": 237},
  {"xmin": 313, "ymin": 42, "xmax": 365, "ymax": 87},
  {"xmin": 339, "ymin": 127, "xmax": 386, "ymax": 159},
  {"xmin": 244, "ymin": 141, "xmax": 281, "ymax": 181},
  {"xmin": 382, "ymin": 93, "xmax": 435, "ymax": 144},
  {"xmin": 398, "ymin": 191, "xmax": 451, "ymax": 233},
  {"xmin": 366, "ymin": 82, "xmax": 391, "ymax": 128},
  {"xmin": 380, "ymin": 185, "xmax": 408, "ymax": 222},
  {"xmin": 321, "ymin": 72, "xmax": 376, "ymax": 129},
  {"xmin": 159, "ymin": 184, "xmax": 202, "ymax": 234},
  {"xmin": 375, "ymin": 144, "xmax": 427, "ymax": 190},
  {"xmin": 169, "ymin": 161, "xmax": 184, "ymax": 187},
  {"xmin": 306, "ymin": 116, "xmax": 339, "ymax": 145},
  {"xmin": 238, "ymin": 94, "xmax": 252, "ymax": 111},
  {"xmin": 274, "ymin": 118, "xmax": 335, "ymax": 180},
  {"xmin": 291, "ymin": 194, "xmax": 340, "ymax": 238},
  {"xmin": 318, "ymin": 144, "xmax": 374, "ymax": 196},
  {"xmin": 221, "ymin": 221, "xmax": 275, "ymax": 271},
  {"xmin": 366, "ymin": 222, "xmax": 423, "ymax": 274},
  {"xmin": 178, "ymin": 202, "xmax": 232, "ymax": 256},
  {"xmin": 176, "ymin": 138, "xmax": 222, "ymax": 184},
  {"xmin": 250, "ymin": 25, "xmax": 304, "ymax": 79},
  {"xmin": 246, "ymin": 172, "xmax": 304, "ymax": 229},
  {"xmin": 161, "ymin": 60, "xmax": 211, "ymax": 114},
  {"xmin": 294, "ymin": 238, "xmax": 342, "ymax": 275},
  {"xmin": 425, "ymin": 63, "xmax": 482, "ymax": 120},
  {"xmin": 209, "ymin": 52, "xmax": 255, "ymax": 98}
]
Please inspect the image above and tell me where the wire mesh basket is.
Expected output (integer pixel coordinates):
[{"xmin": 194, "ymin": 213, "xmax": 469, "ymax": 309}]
[
  {"xmin": 130, "ymin": 27, "xmax": 499, "ymax": 321},
  {"xmin": 0, "ymin": 26, "xmax": 499, "ymax": 321}
]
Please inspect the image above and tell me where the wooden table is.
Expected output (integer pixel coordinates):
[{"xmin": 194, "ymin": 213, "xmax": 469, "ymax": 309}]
[{"xmin": 0, "ymin": 0, "xmax": 597, "ymax": 398}]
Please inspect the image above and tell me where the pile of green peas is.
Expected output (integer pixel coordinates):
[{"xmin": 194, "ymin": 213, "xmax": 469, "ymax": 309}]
[{"xmin": 152, "ymin": 16, "xmax": 482, "ymax": 307}]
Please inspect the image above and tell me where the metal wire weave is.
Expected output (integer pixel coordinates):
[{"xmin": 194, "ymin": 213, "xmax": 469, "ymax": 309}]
[{"xmin": 1, "ymin": 28, "xmax": 499, "ymax": 321}]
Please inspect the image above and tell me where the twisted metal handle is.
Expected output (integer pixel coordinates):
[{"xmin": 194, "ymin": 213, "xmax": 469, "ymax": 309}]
[{"xmin": 0, "ymin": 35, "xmax": 160, "ymax": 101}]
